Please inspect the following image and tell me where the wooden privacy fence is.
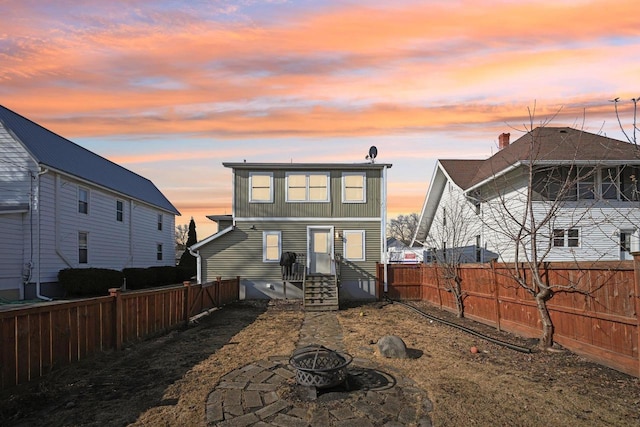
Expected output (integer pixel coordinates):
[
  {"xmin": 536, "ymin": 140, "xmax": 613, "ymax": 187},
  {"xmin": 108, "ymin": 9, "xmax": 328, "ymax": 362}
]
[
  {"xmin": 378, "ymin": 261, "xmax": 640, "ymax": 378},
  {"xmin": 0, "ymin": 277, "xmax": 239, "ymax": 389}
]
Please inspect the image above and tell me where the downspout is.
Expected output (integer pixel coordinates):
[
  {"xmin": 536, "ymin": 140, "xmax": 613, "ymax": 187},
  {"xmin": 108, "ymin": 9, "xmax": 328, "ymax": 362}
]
[
  {"xmin": 382, "ymin": 165, "xmax": 389, "ymax": 294},
  {"xmin": 188, "ymin": 247, "xmax": 202, "ymax": 284},
  {"xmin": 36, "ymin": 168, "xmax": 52, "ymax": 301}
]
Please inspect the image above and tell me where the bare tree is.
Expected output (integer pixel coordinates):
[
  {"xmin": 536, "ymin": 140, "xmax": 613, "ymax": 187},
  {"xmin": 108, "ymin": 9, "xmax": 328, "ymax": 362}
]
[
  {"xmin": 425, "ymin": 187, "xmax": 480, "ymax": 318},
  {"xmin": 610, "ymin": 96, "xmax": 639, "ymax": 146},
  {"xmin": 175, "ymin": 224, "xmax": 189, "ymax": 249},
  {"xmin": 479, "ymin": 108, "xmax": 640, "ymax": 350},
  {"xmin": 387, "ymin": 213, "xmax": 420, "ymax": 245}
]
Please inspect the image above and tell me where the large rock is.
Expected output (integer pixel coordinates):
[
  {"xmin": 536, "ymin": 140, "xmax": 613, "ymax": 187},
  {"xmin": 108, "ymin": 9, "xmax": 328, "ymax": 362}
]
[{"xmin": 377, "ymin": 335, "xmax": 408, "ymax": 358}]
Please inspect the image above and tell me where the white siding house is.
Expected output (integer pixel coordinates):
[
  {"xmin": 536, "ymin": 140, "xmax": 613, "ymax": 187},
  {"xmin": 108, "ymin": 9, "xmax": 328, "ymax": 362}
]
[
  {"xmin": 0, "ymin": 105, "xmax": 179, "ymax": 300},
  {"xmin": 413, "ymin": 128, "xmax": 640, "ymax": 263}
]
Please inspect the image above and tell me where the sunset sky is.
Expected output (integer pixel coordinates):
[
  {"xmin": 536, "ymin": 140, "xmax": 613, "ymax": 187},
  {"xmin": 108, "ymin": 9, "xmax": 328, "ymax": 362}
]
[{"xmin": 2, "ymin": 0, "xmax": 639, "ymax": 238}]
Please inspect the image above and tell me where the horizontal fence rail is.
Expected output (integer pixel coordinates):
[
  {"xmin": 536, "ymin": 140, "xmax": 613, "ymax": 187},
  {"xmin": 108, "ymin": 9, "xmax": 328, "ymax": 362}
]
[
  {"xmin": 1, "ymin": 277, "xmax": 239, "ymax": 389},
  {"xmin": 378, "ymin": 261, "xmax": 640, "ymax": 378}
]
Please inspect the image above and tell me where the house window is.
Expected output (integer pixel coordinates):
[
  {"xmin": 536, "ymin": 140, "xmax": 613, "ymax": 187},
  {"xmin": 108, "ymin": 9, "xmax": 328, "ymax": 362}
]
[
  {"xmin": 157, "ymin": 214, "xmax": 163, "ymax": 231},
  {"xmin": 342, "ymin": 172, "xmax": 366, "ymax": 203},
  {"xmin": 442, "ymin": 208, "xmax": 446, "ymax": 226},
  {"xmin": 116, "ymin": 200, "xmax": 124, "ymax": 222},
  {"xmin": 621, "ymin": 166, "xmax": 640, "ymax": 201},
  {"xmin": 577, "ymin": 167, "xmax": 596, "ymax": 200},
  {"xmin": 250, "ymin": 172, "xmax": 273, "ymax": 203},
  {"xmin": 78, "ymin": 232, "xmax": 88, "ymax": 264},
  {"xmin": 552, "ymin": 228, "xmax": 580, "ymax": 248},
  {"xmin": 601, "ymin": 167, "xmax": 619, "ymax": 200},
  {"xmin": 475, "ymin": 235, "xmax": 482, "ymax": 262},
  {"xmin": 263, "ymin": 231, "xmax": 281, "ymax": 262},
  {"xmin": 343, "ymin": 230, "xmax": 365, "ymax": 261},
  {"xmin": 157, "ymin": 244, "xmax": 163, "ymax": 261},
  {"xmin": 474, "ymin": 201, "xmax": 481, "ymax": 215},
  {"xmin": 286, "ymin": 172, "xmax": 329, "ymax": 202},
  {"xmin": 78, "ymin": 188, "xmax": 89, "ymax": 214}
]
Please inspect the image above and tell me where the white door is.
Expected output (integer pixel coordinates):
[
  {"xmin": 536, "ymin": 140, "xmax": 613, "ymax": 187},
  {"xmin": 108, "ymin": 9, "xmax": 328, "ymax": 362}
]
[{"xmin": 309, "ymin": 227, "xmax": 332, "ymax": 274}]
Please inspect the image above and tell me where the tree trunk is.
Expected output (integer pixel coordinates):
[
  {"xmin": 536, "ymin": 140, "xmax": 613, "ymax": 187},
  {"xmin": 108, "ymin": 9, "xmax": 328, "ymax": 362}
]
[
  {"xmin": 454, "ymin": 277, "xmax": 464, "ymax": 318},
  {"xmin": 535, "ymin": 291, "xmax": 554, "ymax": 349}
]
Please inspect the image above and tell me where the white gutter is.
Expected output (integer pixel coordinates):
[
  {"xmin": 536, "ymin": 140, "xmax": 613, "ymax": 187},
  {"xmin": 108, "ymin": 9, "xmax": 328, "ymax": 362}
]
[
  {"xmin": 463, "ymin": 162, "xmax": 521, "ymax": 195},
  {"xmin": 189, "ymin": 247, "xmax": 202, "ymax": 284},
  {"xmin": 189, "ymin": 225, "xmax": 235, "ymax": 285}
]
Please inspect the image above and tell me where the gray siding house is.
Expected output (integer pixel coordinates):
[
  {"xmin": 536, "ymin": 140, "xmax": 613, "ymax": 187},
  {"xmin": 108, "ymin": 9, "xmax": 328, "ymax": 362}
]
[
  {"xmin": 0, "ymin": 105, "xmax": 180, "ymax": 300},
  {"xmin": 190, "ymin": 162, "xmax": 392, "ymax": 309}
]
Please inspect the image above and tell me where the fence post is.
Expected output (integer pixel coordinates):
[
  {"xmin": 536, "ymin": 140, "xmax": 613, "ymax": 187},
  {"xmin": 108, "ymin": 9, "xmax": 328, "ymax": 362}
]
[
  {"xmin": 434, "ymin": 264, "xmax": 443, "ymax": 308},
  {"xmin": 216, "ymin": 276, "xmax": 222, "ymax": 306},
  {"xmin": 109, "ymin": 288, "xmax": 123, "ymax": 351},
  {"xmin": 490, "ymin": 260, "xmax": 502, "ymax": 332},
  {"xmin": 183, "ymin": 281, "xmax": 191, "ymax": 324},
  {"xmin": 633, "ymin": 253, "xmax": 640, "ymax": 378}
]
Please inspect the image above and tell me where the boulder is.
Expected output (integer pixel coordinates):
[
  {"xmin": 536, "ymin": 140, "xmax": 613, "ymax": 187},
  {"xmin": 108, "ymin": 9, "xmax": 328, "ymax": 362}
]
[{"xmin": 377, "ymin": 335, "xmax": 408, "ymax": 359}]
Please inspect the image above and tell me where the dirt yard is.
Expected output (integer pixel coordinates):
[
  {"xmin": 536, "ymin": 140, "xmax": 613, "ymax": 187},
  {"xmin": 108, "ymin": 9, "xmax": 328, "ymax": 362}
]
[{"xmin": 1, "ymin": 300, "xmax": 639, "ymax": 426}]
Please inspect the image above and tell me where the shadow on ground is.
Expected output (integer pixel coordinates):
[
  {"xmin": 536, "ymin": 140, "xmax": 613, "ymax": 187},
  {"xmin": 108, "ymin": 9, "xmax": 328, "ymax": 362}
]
[{"xmin": 1, "ymin": 301, "xmax": 267, "ymax": 427}]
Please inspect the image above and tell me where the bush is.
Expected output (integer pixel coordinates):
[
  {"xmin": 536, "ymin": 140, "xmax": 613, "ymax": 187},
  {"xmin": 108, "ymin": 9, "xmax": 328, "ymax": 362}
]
[
  {"xmin": 58, "ymin": 268, "xmax": 124, "ymax": 297},
  {"xmin": 124, "ymin": 266, "xmax": 188, "ymax": 289}
]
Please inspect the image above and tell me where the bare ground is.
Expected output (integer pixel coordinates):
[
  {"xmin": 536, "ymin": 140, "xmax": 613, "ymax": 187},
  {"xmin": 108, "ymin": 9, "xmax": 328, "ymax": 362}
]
[{"xmin": 1, "ymin": 300, "xmax": 639, "ymax": 426}]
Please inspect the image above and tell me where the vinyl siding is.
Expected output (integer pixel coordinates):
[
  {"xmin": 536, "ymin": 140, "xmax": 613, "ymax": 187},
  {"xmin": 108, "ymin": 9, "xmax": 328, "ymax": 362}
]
[
  {"xmin": 233, "ymin": 169, "xmax": 382, "ymax": 218},
  {"xmin": 35, "ymin": 172, "xmax": 176, "ymax": 284},
  {"xmin": 0, "ymin": 123, "xmax": 33, "ymax": 207},
  {"xmin": 0, "ymin": 213, "xmax": 25, "ymax": 298},
  {"xmin": 199, "ymin": 220, "xmax": 382, "ymax": 289}
]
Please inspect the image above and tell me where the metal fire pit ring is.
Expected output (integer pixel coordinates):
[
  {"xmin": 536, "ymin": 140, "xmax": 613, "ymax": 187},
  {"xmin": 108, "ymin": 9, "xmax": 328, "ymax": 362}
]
[{"xmin": 289, "ymin": 345, "xmax": 353, "ymax": 389}]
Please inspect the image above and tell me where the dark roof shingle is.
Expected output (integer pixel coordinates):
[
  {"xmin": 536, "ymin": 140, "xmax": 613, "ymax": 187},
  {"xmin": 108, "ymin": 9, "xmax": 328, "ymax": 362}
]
[{"xmin": 0, "ymin": 105, "xmax": 179, "ymax": 215}]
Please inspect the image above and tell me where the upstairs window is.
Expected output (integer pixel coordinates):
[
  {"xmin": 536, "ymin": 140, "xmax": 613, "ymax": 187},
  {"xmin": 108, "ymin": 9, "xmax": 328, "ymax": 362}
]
[
  {"xmin": 78, "ymin": 188, "xmax": 89, "ymax": 214},
  {"xmin": 342, "ymin": 172, "xmax": 366, "ymax": 203},
  {"xmin": 263, "ymin": 231, "xmax": 281, "ymax": 262},
  {"xmin": 621, "ymin": 166, "xmax": 640, "ymax": 201},
  {"xmin": 78, "ymin": 232, "xmax": 88, "ymax": 264},
  {"xmin": 343, "ymin": 230, "xmax": 365, "ymax": 261},
  {"xmin": 116, "ymin": 200, "xmax": 124, "ymax": 222},
  {"xmin": 286, "ymin": 172, "xmax": 329, "ymax": 202},
  {"xmin": 157, "ymin": 244, "xmax": 163, "ymax": 261},
  {"xmin": 250, "ymin": 172, "xmax": 273, "ymax": 203},
  {"xmin": 157, "ymin": 214, "xmax": 163, "ymax": 231}
]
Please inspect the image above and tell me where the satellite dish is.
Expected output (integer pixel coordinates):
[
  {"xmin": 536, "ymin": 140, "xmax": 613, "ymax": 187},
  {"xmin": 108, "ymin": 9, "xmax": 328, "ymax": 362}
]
[{"xmin": 368, "ymin": 146, "xmax": 378, "ymax": 163}]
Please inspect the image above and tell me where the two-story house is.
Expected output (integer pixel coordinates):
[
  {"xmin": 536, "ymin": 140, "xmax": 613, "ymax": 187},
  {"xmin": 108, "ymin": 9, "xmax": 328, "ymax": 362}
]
[
  {"xmin": 412, "ymin": 127, "xmax": 640, "ymax": 263},
  {"xmin": 189, "ymin": 161, "xmax": 392, "ymax": 309},
  {"xmin": 0, "ymin": 105, "xmax": 180, "ymax": 300}
]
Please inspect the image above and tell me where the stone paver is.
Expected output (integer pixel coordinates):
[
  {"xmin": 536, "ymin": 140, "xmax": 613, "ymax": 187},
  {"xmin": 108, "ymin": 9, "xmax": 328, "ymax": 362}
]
[{"xmin": 205, "ymin": 304, "xmax": 433, "ymax": 426}]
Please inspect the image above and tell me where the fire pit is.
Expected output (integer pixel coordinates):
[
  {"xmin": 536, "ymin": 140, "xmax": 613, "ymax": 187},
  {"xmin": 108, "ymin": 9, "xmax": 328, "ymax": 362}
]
[{"xmin": 289, "ymin": 345, "xmax": 353, "ymax": 389}]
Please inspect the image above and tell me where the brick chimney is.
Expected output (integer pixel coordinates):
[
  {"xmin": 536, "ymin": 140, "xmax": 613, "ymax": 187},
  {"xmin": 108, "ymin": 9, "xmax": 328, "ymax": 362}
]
[{"xmin": 498, "ymin": 132, "xmax": 510, "ymax": 150}]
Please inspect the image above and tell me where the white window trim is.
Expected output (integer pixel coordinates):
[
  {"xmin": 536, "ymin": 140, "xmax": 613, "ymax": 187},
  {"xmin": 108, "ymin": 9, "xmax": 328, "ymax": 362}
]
[
  {"xmin": 157, "ymin": 243, "xmax": 163, "ymax": 261},
  {"xmin": 78, "ymin": 231, "xmax": 88, "ymax": 264},
  {"xmin": 343, "ymin": 230, "xmax": 366, "ymax": 261},
  {"xmin": 78, "ymin": 187, "xmax": 89, "ymax": 214},
  {"xmin": 342, "ymin": 172, "xmax": 366, "ymax": 203},
  {"xmin": 285, "ymin": 172, "xmax": 330, "ymax": 203},
  {"xmin": 157, "ymin": 213, "xmax": 163, "ymax": 231},
  {"xmin": 552, "ymin": 228, "xmax": 581, "ymax": 248},
  {"xmin": 249, "ymin": 172, "xmax": 274, "ymax": 203},
  {"xmin": 116, "ymin": 199, "xmax": 124, "ymax": 222},
  {"xmin": 263, "ymin": 230, "xmax": 282, "ymax": 262}
]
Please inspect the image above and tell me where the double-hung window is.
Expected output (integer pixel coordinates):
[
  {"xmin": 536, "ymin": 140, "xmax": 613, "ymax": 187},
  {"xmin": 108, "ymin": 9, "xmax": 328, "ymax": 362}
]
[
  {"xmin": 250, "ymin": 172, "xmax": 273, "ymax": 203},
  {"xmin": 286, "ymin": 172, "xmax": 329, "ymax": 202},
  {"xmin": 78, "ymin": 188, "xmax": 89, "ymax": 214},
  {"xmin": 157, "ymin": 244, "xmax": 163, "ymax": 261},
  {"xmin": 157, "ymin": 214, "xmax": 163, "ymax": 231},
  {"xmin": 342, "ymin": 172, "xmax": 366, "ymax": 203},
  {"xmin": 116, "ymin": 200, "xmax": 124, "ymax": 222},
  {"xmin": 343, "ymin": 230, "xmax": 365, "ymax": 261},
  {"xmin": 78, "ymin": 232, "xmax": 88, "ymax": 264},
  {"xmin": 263, "ymin": 231, "xmax": 281, "ymax": 262}
]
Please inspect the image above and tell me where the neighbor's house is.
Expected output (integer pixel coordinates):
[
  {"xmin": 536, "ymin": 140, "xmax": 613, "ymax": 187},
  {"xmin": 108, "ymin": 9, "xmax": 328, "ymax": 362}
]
[
  {"xmin": 0, "ymin": 105, "xmax": 180, "ymax": 300},
  {"xmin": 189, "ymin": 162, "xmax": 392, "ymax": 309},
  {"xmin": 386, "ymin": 237, "xmax": 424, "ymax": 263},
  {"xmin": 412, "ymin": 127, "xmax": 640, "ymax": 263}
]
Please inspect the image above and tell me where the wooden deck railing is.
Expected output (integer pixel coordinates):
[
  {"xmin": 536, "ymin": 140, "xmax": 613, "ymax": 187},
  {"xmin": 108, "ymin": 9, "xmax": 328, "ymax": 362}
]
[{"xmin": 0, "ymin": 277, "xmax": 239, "ymax": 389}]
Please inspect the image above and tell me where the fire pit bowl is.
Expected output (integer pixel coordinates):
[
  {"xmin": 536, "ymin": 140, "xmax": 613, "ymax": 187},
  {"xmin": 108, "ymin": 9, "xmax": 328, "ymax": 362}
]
[{"xmin": 289, "ymin": 345, "xmax": 353, "ymax": 389}]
